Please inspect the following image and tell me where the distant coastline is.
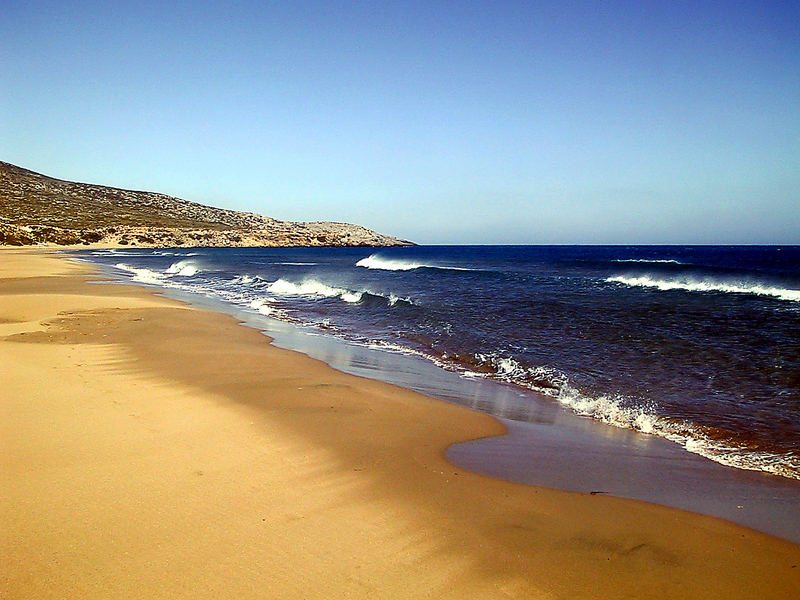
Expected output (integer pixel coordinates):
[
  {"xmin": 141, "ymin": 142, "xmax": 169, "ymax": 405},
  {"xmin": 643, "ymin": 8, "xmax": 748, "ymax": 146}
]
[{"xmin": 0, "ymin": 161, "xmax": 412, "ymax": 248}]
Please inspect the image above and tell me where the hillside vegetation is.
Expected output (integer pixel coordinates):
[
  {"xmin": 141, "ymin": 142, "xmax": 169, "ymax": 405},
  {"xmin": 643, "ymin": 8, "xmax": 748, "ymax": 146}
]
[{"xmin": 0, "ymin": 161, "xmax": 410, "ymax": 247}]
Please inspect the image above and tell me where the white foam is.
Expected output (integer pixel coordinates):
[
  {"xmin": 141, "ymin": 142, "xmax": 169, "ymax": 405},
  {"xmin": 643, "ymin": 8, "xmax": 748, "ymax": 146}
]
[
  {"xmin": 248, "ymin": 298, "xmax": 273, "ymax": 315},
  {"xmin": 613, "ymin": 259, "xmax": 682, "ymax": 264},
  {"xmin": 356, "ymin": 255, "xmax": 424, "ymax": 271},
  {"xmin": 268, "ymin": 279, "xmax": 364, "ymax": 303},
  {"xmin": 114, "ymin": 263, "xmax": 165, "ymax": 285},
  {"xmin": 387, "ymin": 293, "xmax": 406, "ymax": 306},
  {"xmin": 606, "ymin": 275, "xmax": 800, "ymax": 302},
  {"xmin": 441, "ymin": 351, "xmax": 800, "ymax": 479},
  {"xmin": 364, "ymin": 340, "xmax": 436, "ymax": 361},
  {"xmin": 557, "ymin": 385, "xmax": 799, "ymax": 478},
  {"xmin": 475, "ymin": 353, "xmax": 525, "ymax": 378},
  {"xmin": 356, "ymin": 254, "xmax": 480, "ymax": 272},
  {"xmin": 166, "ymin": 260, "xmax": 201, "ymax": 277}
]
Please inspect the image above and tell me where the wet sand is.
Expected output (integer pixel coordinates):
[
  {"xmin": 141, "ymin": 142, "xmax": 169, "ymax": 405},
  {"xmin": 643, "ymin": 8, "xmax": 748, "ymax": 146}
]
[
  {"xmin": 196, "ymin": 300, "xmax": 800, "ymax": 544},
  {"xmin": 2, "ymin": 248, "xmax": 799, "ymax": 599}
]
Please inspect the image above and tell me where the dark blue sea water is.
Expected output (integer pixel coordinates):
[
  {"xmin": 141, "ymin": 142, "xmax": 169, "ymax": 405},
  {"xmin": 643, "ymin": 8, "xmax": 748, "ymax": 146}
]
[{"xmin": 79, "ymin": 245, "xmax": 800, "ymax": 480}]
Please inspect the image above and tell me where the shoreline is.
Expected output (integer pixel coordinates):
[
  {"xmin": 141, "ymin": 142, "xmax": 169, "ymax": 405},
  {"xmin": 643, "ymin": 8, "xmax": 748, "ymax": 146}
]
[
  {"xmin": 83, "ymin": 243, "xmax": 800, "ymax": 484},
  {"xmin": 3, "ymin": 248, "xmax": 800, "ymax": 598},
  {"xmin": 79, "ymin": 246, "xmax": 800, "ymax": 543}
]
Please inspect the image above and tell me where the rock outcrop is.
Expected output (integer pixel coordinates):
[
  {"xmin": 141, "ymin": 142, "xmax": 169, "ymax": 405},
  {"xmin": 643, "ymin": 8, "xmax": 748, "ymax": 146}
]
[{"xmin": 0, "ymin": 161, "xmax": 412, "ymax": 247}]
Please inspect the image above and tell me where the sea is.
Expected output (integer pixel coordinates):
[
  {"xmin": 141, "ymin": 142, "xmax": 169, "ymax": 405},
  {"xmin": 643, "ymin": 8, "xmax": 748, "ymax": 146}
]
[{"xmin": 77, "ymin": 245, "xmax": 800, "ymax": 482}]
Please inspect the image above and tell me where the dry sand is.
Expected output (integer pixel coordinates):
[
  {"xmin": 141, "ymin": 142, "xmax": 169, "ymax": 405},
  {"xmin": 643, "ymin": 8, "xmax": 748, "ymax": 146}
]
[{"xmin": 2, "ymin": 248, "xmax": 799, "ymax": 599}]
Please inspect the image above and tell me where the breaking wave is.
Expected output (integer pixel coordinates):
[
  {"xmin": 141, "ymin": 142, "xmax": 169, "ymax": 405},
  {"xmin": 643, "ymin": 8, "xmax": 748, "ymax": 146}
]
[
  {"xmin": 232, "ymin": 274, "xmax": 268, "ymax": 285},
  {"xmin": 116, "ymin": 260, "xmax": 203, "ymax": 280},
  {"xmin": 606, "ymin": 275, "xmax": 800, "ymax": 302},
  {"xmin": 248, "ymin": 298, "xmax": 273, "ymax": 315},
  {"xmin": 613, "ymin": 259, "xmax": 683, "ymax": 264},
  {"xmin": 268, "ymin": 279, "xmax": 363, "ymax": 303},
  {"xmin": 356, "ymin": 255, "xmax": 424, "ymax": 271},
  {"xmin": 553, "ymin": 381, "xmax": 799, "ymax": 479},
  {"xmin": 166, "ymin": 260, "xmax": 201, "ymax": 277},
  {"xmin": 266, "ymin": 278, "xmax": 412, "ymax": 306},
  {"xmin": 433, "ymin": 351, "xmax": 800, "ymax": 479},
  {"xmin": 356, "ymin": 254, "xmax": 479, "ymax": 272},
  {"xmin": 114, "ymin": 263, "xmax": 166, "ymax": 285}
]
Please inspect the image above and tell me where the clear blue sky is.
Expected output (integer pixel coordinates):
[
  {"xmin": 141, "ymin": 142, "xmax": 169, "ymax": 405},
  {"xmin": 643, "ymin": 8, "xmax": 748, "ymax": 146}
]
[{"xmin": 2, "ymin": 1, "xmax": 798, "ymax": 244}]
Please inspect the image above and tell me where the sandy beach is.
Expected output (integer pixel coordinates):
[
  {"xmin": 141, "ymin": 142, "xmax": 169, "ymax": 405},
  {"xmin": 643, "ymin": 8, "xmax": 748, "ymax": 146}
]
[{"xmin": 2, "ymin": 248, "xmax": 799, "ymax": 599}]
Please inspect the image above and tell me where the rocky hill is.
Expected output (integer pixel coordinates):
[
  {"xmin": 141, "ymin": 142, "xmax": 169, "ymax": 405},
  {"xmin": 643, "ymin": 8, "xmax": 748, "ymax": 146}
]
[{"xmin": 0, "ymin": 161, "xmax": 411, "ymax": 247}]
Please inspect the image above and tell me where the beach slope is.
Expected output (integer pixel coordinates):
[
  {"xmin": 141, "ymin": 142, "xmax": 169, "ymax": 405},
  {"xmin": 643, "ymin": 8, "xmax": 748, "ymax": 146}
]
[{"xmin": 2, "ymin": 249, "xmax": 799, "ymax": 599}]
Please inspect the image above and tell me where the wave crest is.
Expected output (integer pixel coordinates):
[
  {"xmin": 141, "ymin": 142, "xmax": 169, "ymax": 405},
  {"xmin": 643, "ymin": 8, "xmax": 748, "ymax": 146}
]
[
  {"xmin": 446, "ymin": 350, "xmax": 800, "ymax": 479},
  {"xmin": 266, "ymin": 278, "xmax": 414, "ymax": 306},
  {"xmin": 248, "ymin": 298, "xmax": 273, "ymax": 315},
  {"xmin": 356, "ymin": 255, "xmax": 424, "ymax": 271},
  {"xmin": 553, "ymin": 385, "xmax": 799, "ymax": 479},
  {"xmin": 613, "ymin": 259, "xmax": 683, "ymax": 264},
  {"xmin": 232, "ymin": 274, "xmax": 269, "ymax": 286},
  {"xmin": 356, "ymin": 254, "xmax": 481, "ymax": 272},
  {"xmin": 268, "ymin": 279, "xmax": 363, "ymax": 303},
  {"xmin": 166, "ymin": 260, "xmax": 201, "ymax": 277},
  {"xmin": 606, "ymin": 275, "xmax": 800, "ymax": 302},
  {"xmin": 114, "ymin": 263, "xmax": 165, "ymax": 284}
]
